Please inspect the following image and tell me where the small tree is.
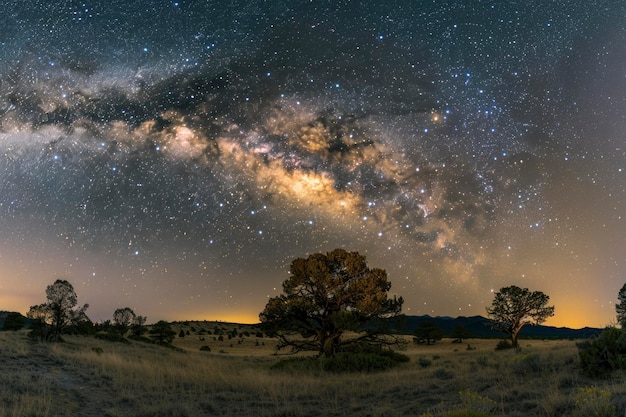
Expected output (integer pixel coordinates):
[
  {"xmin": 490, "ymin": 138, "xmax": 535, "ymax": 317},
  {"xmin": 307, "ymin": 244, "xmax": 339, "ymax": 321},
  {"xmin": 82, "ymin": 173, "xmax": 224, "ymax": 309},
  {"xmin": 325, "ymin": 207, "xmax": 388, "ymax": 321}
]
[
  {"xmin": 27, "ymin": 303, "xmax": 52, "ymax": 340},
  {"xmin": 259, "ymin": 248, "xmax": 404, "ymax": 357},
  {"xmin": 131, "ymin": 315, "xmax": 147, "ymax": 337},
  {"xmin": 149, "ymin": 320, "xmax": 176, "ymax": 344},
  {"xmin": 113, "ymin": 307, "xmax": 136, "ymax": 336},
  {"xmin": 413, "ymin": 321, "xmax": 444, "ymax": 345},
  {"xmin": 450, "ymin": 324, "xmax": 470, "ymax": 343},
  {"xmin": 616, "ymin": 284, "xmax": 626, "ymax": 328},
  {"xmin": 486, "ymin": 285, "xmax": 554, "ymax": 350},
  {"xmin": 28, "ymin": 279, "xmax": 89, "ymax": 341},
  {"xmin": 69, "ymin": 304, "xmax": 92, "ymax": 335}
]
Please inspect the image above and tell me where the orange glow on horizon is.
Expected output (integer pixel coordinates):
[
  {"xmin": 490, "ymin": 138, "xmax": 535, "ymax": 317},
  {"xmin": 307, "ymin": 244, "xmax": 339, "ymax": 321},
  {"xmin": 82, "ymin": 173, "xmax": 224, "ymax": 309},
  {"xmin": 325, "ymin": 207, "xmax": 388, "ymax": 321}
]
[
  {"xmin": 168, "ymin": 310, "xmax": 261, "ymax": 325},
  {"xmin": 545, "ymin": 296, "xmax": 614, "ymax": 329},
  {"xmin": 0, "ymin": 293, "xmax": 36, "ymax": 316}
]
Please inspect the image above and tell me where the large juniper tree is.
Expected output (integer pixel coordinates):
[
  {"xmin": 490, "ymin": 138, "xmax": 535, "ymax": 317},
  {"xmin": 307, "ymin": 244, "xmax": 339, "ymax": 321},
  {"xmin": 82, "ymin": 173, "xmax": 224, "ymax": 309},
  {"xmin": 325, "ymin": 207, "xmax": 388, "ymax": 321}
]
[
  {"xmin": 486, "ymin": 285, "xmax": 554, "ymax": 350},
  {"xmin": 259, "ymin": 248, "xmax": 403, "ymax": 357}
]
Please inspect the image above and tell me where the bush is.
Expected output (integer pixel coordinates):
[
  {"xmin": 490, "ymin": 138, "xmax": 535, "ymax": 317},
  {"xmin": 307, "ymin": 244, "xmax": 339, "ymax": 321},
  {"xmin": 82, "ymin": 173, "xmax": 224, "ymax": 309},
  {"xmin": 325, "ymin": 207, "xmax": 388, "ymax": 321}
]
[
  {"xmin": 380, "ymin": 349, "xmax": 410, "ymax": 363},
  {"xmin": 2, "ymin": 312, "xmax": 25, "ymax": 331},
  {"xmin": 495, "ymin": 340, "xmax": 513, "ymax": 350},
  {"xmin": 573, "ymin": 386, "xmax": 615, "ymax": 417},
  {"xmin": 199, "ymin": 345, "xmax": 211, "ymax": 352},
  {"xmin": 511, "ymin": 353, "xmax": 542, "ymax": 375},
  {"xmin": 95, "ymin": 332, "xmax": 130, "ymax": 344},
  {"xmin": 475, "ymin": 356, "xmax": 489, "ymax": 367},
  {"xmin": 418, "ymin": 357, "xmax": 432, "ymax": 368},
  {"xmin": 323, "ymin": 352, "xmax": 401, "ymax": 372},
  {"xmin": 458, "ymin": 390, "xmax": 497, "ymax": 414},
  {"xmin": 272, "ymin": 351, "xmax": 408, "ymax": 373},
  {"xmin": 128, "ymin": 334, "xmax": 153, "ymax": 343},
  {"xmin": 577, "ymin": 327, "xmax": 626, "ymax": 377},
  {"xmin": 433, "ymin": 368, "xmax": 455, "ymax": 380}
]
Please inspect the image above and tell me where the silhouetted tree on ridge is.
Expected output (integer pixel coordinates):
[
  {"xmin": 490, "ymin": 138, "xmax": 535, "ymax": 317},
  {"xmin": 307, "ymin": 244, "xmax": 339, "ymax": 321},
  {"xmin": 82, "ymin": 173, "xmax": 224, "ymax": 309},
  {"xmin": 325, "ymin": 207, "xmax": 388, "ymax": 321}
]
[
  {"xmin": 27, "ymin": 279, "xmax": 89, "ymax": 342},
  {"xmin": 113, "ymin": 307, "xmax": 136, "ymax": 336}
]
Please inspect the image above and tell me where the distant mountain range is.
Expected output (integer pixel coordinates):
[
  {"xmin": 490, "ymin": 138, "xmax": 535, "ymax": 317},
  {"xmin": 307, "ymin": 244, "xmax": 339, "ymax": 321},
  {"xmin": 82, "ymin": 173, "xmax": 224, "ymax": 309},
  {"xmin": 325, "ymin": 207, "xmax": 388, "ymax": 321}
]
[
  {"xmin": 398, "ymin": 315, "xmax": 603, "ymax": 340},
  {"xmin": 0, "ymin": 311, "xmax": 604, "ymax": 339}
]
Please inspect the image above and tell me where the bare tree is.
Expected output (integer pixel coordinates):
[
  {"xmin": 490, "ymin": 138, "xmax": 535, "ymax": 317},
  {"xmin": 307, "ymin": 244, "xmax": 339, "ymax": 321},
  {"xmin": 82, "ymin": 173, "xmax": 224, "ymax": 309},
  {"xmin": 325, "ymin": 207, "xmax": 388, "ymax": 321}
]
[{"xmin": 486, "ymin": 285, "xmax": 554, "ymax": 350}]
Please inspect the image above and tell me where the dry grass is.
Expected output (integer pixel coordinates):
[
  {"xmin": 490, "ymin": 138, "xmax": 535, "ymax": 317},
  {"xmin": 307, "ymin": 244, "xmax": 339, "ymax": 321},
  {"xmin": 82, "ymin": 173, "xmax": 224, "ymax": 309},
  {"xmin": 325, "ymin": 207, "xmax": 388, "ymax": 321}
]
[{"xmin": 2, "ymin": 329, "xmax": 626, "ymax": 416}]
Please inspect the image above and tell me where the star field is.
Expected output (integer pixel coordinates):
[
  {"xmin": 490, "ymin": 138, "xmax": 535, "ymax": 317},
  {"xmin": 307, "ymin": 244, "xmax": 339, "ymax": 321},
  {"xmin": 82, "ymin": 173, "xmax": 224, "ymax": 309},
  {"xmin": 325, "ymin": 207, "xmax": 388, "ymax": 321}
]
[{"xmin": 0, "ymin": 1, "xmax": 624, "ymax": 327}]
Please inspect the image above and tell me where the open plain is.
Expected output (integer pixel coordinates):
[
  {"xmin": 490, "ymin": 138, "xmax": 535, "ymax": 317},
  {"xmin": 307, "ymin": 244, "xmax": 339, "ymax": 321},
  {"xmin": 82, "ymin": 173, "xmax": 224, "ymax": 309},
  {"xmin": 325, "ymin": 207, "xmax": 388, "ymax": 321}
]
[{"xmin": 1, "ymin": 324, "xmax": 625, "ymax": 417}]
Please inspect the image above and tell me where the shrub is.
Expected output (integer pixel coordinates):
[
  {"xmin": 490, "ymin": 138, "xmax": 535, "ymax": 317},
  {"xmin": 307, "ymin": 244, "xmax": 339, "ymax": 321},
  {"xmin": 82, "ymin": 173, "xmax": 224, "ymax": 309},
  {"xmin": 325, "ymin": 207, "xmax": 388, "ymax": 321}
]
[
  {"xmin": 458, "ymin": 390, "xmax": 497, "ymax": 414},
  {"xmin": 511, "ymin": 353, "xmax": 542, "ymax": 375},
  {"xmin": 127, "ymin": 334, "xmax": 152, "ymax": 343},
  {"xmin": 324, "ymin": 351, "xmax": 402, "ymax": 372},
  {"xmin": 95, "ymin": 332, "xmax": 130, "ymax": 344},
  {"xmin": 271, "ymin": 351, "xmax": 408, "ymax": 373},
  {"xmin": 495, "ymin": 340, "xmax": 513, "ymax": 350},
  {"xmin": 380, "ymin": 349, "xmax": 410, "ymax": 363},
  {"xmin": 418, "ymin": 357, "xmax": 432, "ymax": 368},
  {"xmin": 475, "ymin": 356, "xmax": 489, "ymax": 367},
  {"xmin": 2, "ymin": 312, "xmax": 25, "ymax": 331},
  {"xmin": 271, "ymin": 357, "xmax": 320, "ymax": 373},
  {"xmin": 573, "ymin": 386, "xmax": 615, "ymax": 417},
  {"xmin": 433, "ymin": 368, "xmax": 455, "ymax": 380},
  {"xmin": 199, "ymin": 345, "xmax": 211, "ymax": 352},
  {"xmin": 577, "ymin": 327, "xmax": 626, "ymax": 377}
]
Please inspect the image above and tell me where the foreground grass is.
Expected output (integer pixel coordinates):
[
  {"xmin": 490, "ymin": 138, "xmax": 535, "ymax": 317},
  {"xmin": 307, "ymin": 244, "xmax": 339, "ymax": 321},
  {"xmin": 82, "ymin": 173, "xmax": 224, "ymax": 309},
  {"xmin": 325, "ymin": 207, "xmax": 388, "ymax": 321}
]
[{"xmin": 2, "ymin": 331, "xmax": 626, "ymax": 416}]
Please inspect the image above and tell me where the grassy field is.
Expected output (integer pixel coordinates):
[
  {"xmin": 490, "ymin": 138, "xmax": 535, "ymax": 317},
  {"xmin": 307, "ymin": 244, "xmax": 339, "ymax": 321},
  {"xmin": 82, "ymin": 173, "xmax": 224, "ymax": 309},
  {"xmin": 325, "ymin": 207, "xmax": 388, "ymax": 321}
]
[{"xmin": 1, "ymin": 324, "xmax": 626, "ymax": 417}]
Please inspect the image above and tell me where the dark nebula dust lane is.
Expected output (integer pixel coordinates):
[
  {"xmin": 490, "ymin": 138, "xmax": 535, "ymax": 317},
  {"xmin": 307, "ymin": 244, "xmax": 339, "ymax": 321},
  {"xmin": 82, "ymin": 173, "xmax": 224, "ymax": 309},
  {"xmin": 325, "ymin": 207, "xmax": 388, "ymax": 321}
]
[{"xmin": 0, "ymin": 1, "xmax": 624, "ymax": 327}]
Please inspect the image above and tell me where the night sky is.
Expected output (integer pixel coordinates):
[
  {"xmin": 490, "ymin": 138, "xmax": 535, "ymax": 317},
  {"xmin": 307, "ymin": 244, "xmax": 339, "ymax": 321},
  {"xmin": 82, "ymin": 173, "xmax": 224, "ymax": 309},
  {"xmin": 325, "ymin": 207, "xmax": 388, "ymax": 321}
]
[{"xmin": 0, "ymin": 1, "xmax": 624, "ymax": 327}]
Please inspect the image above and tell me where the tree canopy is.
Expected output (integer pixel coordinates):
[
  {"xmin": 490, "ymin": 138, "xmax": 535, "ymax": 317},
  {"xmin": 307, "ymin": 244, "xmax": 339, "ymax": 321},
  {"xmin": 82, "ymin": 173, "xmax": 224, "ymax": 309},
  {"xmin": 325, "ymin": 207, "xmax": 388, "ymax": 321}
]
[
  {"xmin": 113, "ymin": 307, "xmax": 136, "ymax": 336},
  {"xmin": 486, "ymin": 285, "xmax": 554, "ymax": 350},
  {"xmin": 28, "ymin": 279, "xmax": 89, "ymax": 341},
  {"xmin": 259, "ymin": 248, "xmax": 403, "ymax": 357},
  {"xmin": 149, "ymin": 320, "xmax": 176, "ymax": 344}
]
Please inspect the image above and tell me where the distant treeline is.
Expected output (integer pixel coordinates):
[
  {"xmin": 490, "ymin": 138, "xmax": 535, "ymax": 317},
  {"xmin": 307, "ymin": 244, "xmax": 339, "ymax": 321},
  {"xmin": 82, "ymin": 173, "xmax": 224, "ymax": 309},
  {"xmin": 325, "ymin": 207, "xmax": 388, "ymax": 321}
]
[
  {"xmin": 1, "ymin": 310, "xmax": 601, "ymax": 340},
  {"xmin": 392, "ymin": 315, "xmax": 602, "ymax": 340}
]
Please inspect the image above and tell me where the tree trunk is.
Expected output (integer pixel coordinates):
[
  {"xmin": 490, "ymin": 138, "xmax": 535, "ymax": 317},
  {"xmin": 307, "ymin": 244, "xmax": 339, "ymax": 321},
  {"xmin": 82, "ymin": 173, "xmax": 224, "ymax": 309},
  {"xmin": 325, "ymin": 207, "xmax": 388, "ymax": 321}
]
[
  {"xmin": 511, "ymin": 331, "xmax": 520, "ymax": 351},
  {"xmin": 321, "ymin": 333, "xmax": 341, "ymax": 357}
]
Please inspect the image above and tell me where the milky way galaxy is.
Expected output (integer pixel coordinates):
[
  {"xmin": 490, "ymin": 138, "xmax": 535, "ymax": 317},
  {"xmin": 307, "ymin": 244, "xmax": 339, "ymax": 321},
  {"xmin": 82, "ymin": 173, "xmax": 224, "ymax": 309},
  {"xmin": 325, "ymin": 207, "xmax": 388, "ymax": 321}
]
[{"xmin": 0, "ymin": 1, "xmax": 624, "ymax": 327}]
